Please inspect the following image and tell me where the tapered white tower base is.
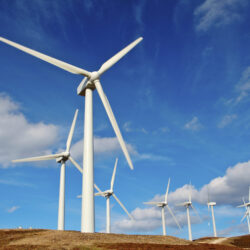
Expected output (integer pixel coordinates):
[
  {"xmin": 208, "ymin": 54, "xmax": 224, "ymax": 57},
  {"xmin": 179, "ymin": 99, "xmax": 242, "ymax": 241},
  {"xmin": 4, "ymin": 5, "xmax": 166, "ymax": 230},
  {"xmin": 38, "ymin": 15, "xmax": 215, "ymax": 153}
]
[
  {"xmin": 81, "ymin": 88, "xmax": 94, "ymax": 233},
  {"xmin": 211, "ymin": 205, "xmax": 217, "ymax": 237},
  {"xmin": 58, "ymin": 162, "xmax": 65, "ymax": 230},
  {"xmin": 161, "ymin": 207, "xmax": 166, "ymax": 236},
  {"xmin": 247, "ymin": 207, "xmax": 250, "ymax": 234},
  {"xmin": 187, "ymin": 206, "xmax": 192, "ymax": 241},
  {"xmin": 106, "ymin": 197, "xmax": 110, "ymax": 233}
]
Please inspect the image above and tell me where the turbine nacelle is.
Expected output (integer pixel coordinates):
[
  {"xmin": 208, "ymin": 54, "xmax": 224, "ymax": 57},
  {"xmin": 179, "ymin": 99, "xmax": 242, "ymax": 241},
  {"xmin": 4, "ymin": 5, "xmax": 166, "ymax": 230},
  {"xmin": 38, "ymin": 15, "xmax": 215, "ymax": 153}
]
[
  {"xmin": 207, "ymin": 202, "xmax": 216, "ymax": 206},
  {"xmin": 103, "ymin": 190, "xmax": 113, "ymax": 197},
  {"xmin": 56, "ymin": 151, "xmax": 70, "ymax": 163},
  {"xmin": 156, "ymin": 202, "xmax": 167, "ymax": 207},
  {"xmin": 184, "ymin": 201, "xmax": 192, "ymax": 207}
]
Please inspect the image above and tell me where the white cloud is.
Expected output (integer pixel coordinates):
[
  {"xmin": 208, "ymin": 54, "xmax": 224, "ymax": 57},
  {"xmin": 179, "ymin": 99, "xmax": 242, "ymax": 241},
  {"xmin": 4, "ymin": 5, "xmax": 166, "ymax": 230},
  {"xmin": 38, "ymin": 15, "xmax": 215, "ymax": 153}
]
[
  {"xmin": 235, "ymin": 66, "xmax": 250, "ymax": 103},
  {"xmin": 7, "ymin": 206, "xmax": 20, "ymax": 213},
  {"xmin": 133, "ymin": 0, "xmax": 146, "ymax": 27},
  {"xmin": 224, "ymin": 66, "xmax": 250, "ymax": 105},
  {"xmin": 184, "ymin": 116, "xmax": 202, "ymax": 131},
  {"xmin": 71, "ymin": 137, "xmax": 137, "ymax": 162},
  {"xmin": 112, "ymin": 205, "xmax": 201, "ymax": 233},
  {"xmin": 194, "ymin": 0, "xmax": 247, "ymax": 32},
  {"xmin": 0, "ymin": 179, "xmax": 34, "ymax": 187},
  {"xmin": 168, "ymin": 161, "xmax": 250, "ymax": 206},
  {"xmin": 71, "ymin": 137, "xmax": 170, "ymax": 165},
  {"xmin": 0, "ymin": 93, "xmax": 59, "ymax": 167},
  {"xmin": 123, "ymin": 121, "xmax": 148, "ymax": 134},
  {"xmin": 112, "ymin": 160, "xmax": 250, "ymax": 233},
  {"xmin": 123, "ymin": 122, "xmax": 132, "ymax": 132},
  {"xmin": 218, "ymin": 114, "xmax": 237, "ymax": 128}
]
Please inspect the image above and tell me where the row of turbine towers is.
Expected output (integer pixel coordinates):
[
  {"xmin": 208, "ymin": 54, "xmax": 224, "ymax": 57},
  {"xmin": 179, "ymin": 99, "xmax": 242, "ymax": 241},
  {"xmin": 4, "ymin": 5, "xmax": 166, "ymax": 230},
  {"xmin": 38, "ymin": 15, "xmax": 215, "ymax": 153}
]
[
  {"xmin": 0, "ymin": 36, "xmax": 249, "ymax": 240},
  {"xmin": 12, "ymin": 106, "xmax": 217, "ymax": 240}
]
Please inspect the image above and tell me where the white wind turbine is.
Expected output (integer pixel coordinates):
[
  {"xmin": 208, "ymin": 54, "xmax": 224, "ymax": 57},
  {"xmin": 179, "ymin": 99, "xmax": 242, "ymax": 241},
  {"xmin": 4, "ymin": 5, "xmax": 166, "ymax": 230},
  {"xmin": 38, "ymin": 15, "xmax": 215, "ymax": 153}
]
[
  {"xmin": 144, "ymin": 179, "xmax": 181, "ymax": 236},
  {"xmin": 177, "ymin": 184, "xmax": 200, "ymax": 241},
  {"xmin": 207, "ymin": 189, "xmax": 217, "ymax": 237},
  {"xmin": 238, "ymin": 186, "xmax": 250, "ymax": 234},
  {"xmin": 95, "ymin": 158, "xmax": 133, "ymax": 233},
  {"xmin": 0, "ymin": 36, "xmax": 142, "ymax": 232},
  {"xmin": 12, "ymin": 109, "xmax": 82, "ymax": 231}
]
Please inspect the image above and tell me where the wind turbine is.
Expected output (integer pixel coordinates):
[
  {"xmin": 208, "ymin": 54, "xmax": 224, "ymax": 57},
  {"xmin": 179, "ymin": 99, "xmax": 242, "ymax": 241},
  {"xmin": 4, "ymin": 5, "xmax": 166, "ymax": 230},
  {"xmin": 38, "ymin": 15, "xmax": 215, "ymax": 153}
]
[
  {"xmin": 12, "ymin": 109, "xmax": 82, "ymax": 231},
  {"xmin": 0, "ymin": 36, "xmax": 143, "ymax": 232},
  {"xmin": 177, "ymin": 184, "xmax": 200, "ymax": 241},
  {"xmin": 238, "ymin": 186, "xmax": 250, "ymax": 234},
  {"xmin": 144, "ymin": 179, "xmax": 181, "ymax": 236},
  {"xmin": 95, "ymin": 158, "xmax": 133, "ymax": 233},
  {"xmin": 207, "ymin": 202, "xmax": 217, "ymax": 237}
]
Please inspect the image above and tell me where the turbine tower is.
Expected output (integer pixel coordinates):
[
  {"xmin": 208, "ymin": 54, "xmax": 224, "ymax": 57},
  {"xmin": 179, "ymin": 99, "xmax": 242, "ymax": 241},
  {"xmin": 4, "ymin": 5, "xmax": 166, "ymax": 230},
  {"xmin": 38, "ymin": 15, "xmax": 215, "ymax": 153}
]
[
  {"xmin": 177, "ymin": 185, "xmax": 200, "ymax": 241},
  {"xmin": 95, "ymin": 158, "xmax": 133, "ymax": 233},
  {"xmin": 144, "ymin": 179, "xmax": 181, "ymax": 236},
  {"xmin": 0, "ymin": 36, "xmax": 143, "ymax": 232},
  {"xmin": 207, "ymin": 189, "xmax": 217, "ymax": 237},
  {"xmin": 238, "ymin": 186, "xmax": 250, "ymax": 234},
  {"xmin": 12, "ymin": 109, "xmax": 81, "ymax": 230},
  {"xmin": 207, "ymin": 202, "xmax": 217, "ymax": 237}
]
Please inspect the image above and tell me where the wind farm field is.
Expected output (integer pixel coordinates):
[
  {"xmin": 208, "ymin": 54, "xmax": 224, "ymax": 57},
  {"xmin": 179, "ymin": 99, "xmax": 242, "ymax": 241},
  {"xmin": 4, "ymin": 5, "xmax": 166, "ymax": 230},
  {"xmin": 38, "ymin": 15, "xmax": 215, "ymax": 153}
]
[{"xmin": 0, "ymin": 229, "xmax": 249, "ymax": 249}]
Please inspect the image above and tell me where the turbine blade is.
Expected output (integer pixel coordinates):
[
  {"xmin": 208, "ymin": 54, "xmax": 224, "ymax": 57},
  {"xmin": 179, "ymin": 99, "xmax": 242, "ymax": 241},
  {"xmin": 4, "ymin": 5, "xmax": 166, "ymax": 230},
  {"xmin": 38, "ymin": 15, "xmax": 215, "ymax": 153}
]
[
  {"xmin": 176, "ymin": 202, "xmax": 187, "ymax": 207},
  {"xmin": 188, "ymin": 182, "xmax": 192, "ymax": 203},
  {"xmin": 12, "ymin": 153, "xmax": 63, "ymax": 163},
  {"xmin": 241, "ymin": 212, "xmax": 248, "ymax": 222},
  {"xmin": 0, "ymin": 37, "xmax": 91, "ymax": 77},
  {"xmin": 165, "ymin": 178, "xmax": 170, "ymax": 203},
  {"xmin": 95, "ymin": 192, "xmax": 106, "ymax": 197},
  {"xmin": 191, "ymin": 204, "xmax": 201, "ymax": 221},
  {"xmin": 113, "ymin": 193, "xmax": 133, "ymax": 220},
  {"xmin": 237, "ymin": 204, "xmax": 247, "ymax": 208},
  {"xmin": 110, "ymin": 158, "xmax": 118, "ymax": 191},
  {"xmin": 69, "ymin": 156, "xmax": 82, "ymax": 173},
  {"xmin": 98, "ymin": 37, "xmax": 143, "ymax": 76},
  {"xmin": 68, "ymin": 157, "xmax": 102, "ymax": 193},
  {"xmin": 94, "ymin": 184, "xmax": 103, "ymax": 193},
  {"xmin": 167, "ymin": 205, "xmax": 181, "ymax": 229},
  {"xmin": 95, "ymin": 80, "xmax": 134, "ymax": 170},
  {"xmin": 144, "ymin": 201, "xmax": 160, "ymax": 205},
  {"xmin": 207, "ymin": 186, "xmax": 210, "ymax": 204},
  {"xmin": 66, "ymin": 109, "xmax": 79, "ymax": 151},
  {"xmin": 243, "ymin": 197, "xmax": 246, "ymax": 205},
  {"xmin": 249, "ymin": 186, "xmax": 250, "ymax": 203}
]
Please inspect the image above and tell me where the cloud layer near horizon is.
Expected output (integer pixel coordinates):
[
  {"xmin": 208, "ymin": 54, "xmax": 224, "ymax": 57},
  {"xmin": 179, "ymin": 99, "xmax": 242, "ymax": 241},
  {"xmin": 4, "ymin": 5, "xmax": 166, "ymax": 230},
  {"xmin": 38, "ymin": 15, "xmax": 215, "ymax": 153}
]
[{"xmin": 112, "ymin": 160, "xmax": 250, "ymax": 233}]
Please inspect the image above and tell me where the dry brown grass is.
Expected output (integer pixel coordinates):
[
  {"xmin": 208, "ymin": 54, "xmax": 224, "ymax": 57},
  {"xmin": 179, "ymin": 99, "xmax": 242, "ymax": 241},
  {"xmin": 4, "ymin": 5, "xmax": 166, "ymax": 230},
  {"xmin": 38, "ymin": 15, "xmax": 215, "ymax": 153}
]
[{"xmin": 0, "ymin": 229, "xmax": 248, "ymax": 249}]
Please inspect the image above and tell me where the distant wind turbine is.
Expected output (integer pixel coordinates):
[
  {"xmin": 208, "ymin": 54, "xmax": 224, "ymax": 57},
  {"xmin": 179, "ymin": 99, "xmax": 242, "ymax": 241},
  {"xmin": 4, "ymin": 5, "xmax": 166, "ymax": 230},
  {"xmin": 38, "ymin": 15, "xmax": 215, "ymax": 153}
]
[
  {"xmin": 0, "ymin": 36, "xmax": 142, "ymax": 232},
  {"xmin": 238, "ymin": 186, "xmax": 250, "ymax": 234},
  {"xmin": 95, "ymin": 158, "xmax": 133, "ymax": 233},
  {"xmin": 207, "ymin": 188, "xmax": 217, "ymax": 237},
  {"xmin": 144, "ymin": 179, "xmax": 181, "ymax": 236},
  {"xmin": 176, "ymin": 184, "xmax": 200, "ymax": 241},
  {"xmin": 12, "ymin": 109, "xmax": 81, "ymax": 231}
]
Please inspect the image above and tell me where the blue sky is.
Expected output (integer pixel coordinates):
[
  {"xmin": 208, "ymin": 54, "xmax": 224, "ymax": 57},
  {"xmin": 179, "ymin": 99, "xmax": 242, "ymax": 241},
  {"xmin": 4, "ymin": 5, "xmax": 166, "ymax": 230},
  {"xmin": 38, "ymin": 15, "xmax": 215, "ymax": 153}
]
[{"xmin": 0, "ymin": 0, "xmax": 250, "ymax": 239}]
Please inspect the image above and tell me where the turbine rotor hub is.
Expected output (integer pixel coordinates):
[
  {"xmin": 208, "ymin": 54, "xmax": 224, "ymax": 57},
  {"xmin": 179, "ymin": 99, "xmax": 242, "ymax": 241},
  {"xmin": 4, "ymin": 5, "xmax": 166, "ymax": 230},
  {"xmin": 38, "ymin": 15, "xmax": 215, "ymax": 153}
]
[
  {"xmin": 56, "ymin": 151, "xmax": 70, "ymax": 163},
  {"xmin": 90, "ymin": 71, "xmax": 100, "ymax": 81}
]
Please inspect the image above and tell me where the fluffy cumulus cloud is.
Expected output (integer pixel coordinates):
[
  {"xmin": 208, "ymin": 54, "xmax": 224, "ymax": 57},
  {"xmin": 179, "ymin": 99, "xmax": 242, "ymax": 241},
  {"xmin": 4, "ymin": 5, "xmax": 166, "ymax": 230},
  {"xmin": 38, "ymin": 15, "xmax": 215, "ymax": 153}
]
[
  {"xmin": 184, "ymin": 116, "xmax": 202, "ymax": 131},
  {"xmin": 194, "ymin": 0, "xmax": 248, "ymax": 32},
  {"xmin": 71, "ymin": 137, "xmax": 137, "ymax": 161},
  {"xmin": 0, "ymin": 93, "xmax": 59, "ymax": 167},
  {"xmin": 112, "ymin": 160, "xmax": 250, "ymax": 233}
]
